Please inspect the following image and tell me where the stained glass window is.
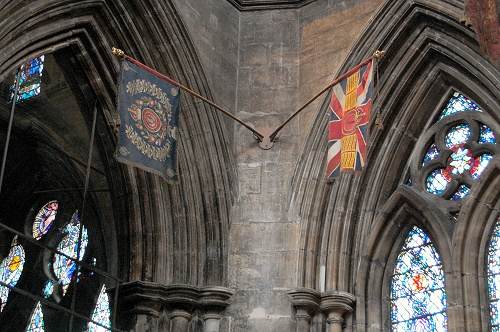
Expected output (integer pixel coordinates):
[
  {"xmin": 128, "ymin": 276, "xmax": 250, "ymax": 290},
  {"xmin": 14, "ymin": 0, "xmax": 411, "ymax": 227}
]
[
  {"xmin": 426, "ymin": 169, "xmax": 451, "ymax": 195},
  {"xmin": 422, "ymin": 143, "xmax": 440, "ymax": 165},
  {"xmin": 470, "ymin": 154, "xmax": 494, "ymax": 180},
  {"xmin": 444, "ymin": 124, "xmax": 470, "ymax": 149},
  {"xmin": 488, "ymin": 217, "xmax": 500, "ymax": 331},
  {"xmin": 87, "ymin": 285, "xmax": 112, "ymax": 331},
  {"xmin": 53, "ymin": 211, "xmax": 88, "ymax": 296},
  {"xmin": 26, "ymin": 301, "xmax": 44, "ymax": 332},
  {"xmin": 450, "ymin": 184, "xmax": 470, "ymax": 200},
  {"xmin": 9, "ymin": 55, "xmax": 45, "ymax": 102},
  {"xmin": 43, "ymin": 280, "xmax": 54, "ymax": 298},
  {"xmin": 479, "ymin": 124, "xmax": 496, "ymax": 144},
  {"xmin": 421, "ymin": 93, "xmax": 496, "ymax": 200},
  {"xmin": 0, "ymin": 236, "xmax": 25, "ymax": 312},
  {"xmin": 391, "ymin": 226, "xmax": 447, "ymax": 331},
  {"xmin": 438, "ymin": 91, "xmax": 481, "ymax": 120},
  {"xmin": 33, "ymin": 201, "xmax": 58, "ymax": 240},
  {"xmin": 446, "ymin": 146, "xmax": 473, "ymax": 175}
]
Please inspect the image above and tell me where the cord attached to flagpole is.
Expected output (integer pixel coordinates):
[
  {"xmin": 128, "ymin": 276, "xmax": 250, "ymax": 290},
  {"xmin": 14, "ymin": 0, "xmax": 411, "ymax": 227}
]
[
  {"xmin": 112, "ymin": 48, "xmax": 265, "ymax": 140},
  {"xmin": 0, "ymin": 67, "xmax": 22, "ymax": 196}
]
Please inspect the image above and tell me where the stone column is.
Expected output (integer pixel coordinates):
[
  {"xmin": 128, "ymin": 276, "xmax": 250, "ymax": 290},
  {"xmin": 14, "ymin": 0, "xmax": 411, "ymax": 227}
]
[
  {"xmin": 164, "ymin": 284, "xmax": 199, "ymax": 332},
  {"xmin": 320, "ymin": 291, "xmax": 356, "ymax": 332},
  {"xmin": 169, "ymin": 309, "xmax": 192, "ymax": 332},
  {"xmin": 199, "ymin": 286, "xmax": 235, "ymax": 332},
  {"xmin": 287, "ymin": 288, "xmax": 321, "ymax": 332}
]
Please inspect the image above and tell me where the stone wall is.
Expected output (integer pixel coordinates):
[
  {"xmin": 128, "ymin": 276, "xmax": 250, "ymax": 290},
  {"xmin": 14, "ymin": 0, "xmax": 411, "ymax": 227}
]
[
  {"xmin": 171, "ymin": 0, "xmax": 240, "ymax": 143},
  {"xmin": 173, "ymin": 1, "xmax": 382, "ymax": 330}
]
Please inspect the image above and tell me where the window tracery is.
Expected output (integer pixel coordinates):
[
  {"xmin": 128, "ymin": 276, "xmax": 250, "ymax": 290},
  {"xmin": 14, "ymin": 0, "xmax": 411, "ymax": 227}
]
[{"xmin": 409, "ymin": 92, "xmax": 498, "ymax": 213}]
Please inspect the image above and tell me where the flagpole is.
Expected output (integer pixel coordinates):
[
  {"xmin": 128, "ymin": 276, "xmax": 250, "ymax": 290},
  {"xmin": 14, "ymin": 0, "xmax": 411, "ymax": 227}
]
[
  {"xmin": 0, "ymin": 67, "xmax": 22, "ymax": 196},
  {"xmin": 269, "ymin": 54, "xmax": 381, "ymax": 142},
  {"xmin": 269, "ymin": 84, "xmax": 332, "ymax": 142},
  {"xmin": 112, "ymin": 48, "xmax": 264, "ymax": 140}
]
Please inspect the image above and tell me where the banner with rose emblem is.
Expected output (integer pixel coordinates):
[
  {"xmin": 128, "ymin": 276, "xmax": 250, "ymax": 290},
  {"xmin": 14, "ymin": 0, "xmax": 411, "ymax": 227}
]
[{"xmin": 115, "ymin": 57, "xmax": 180, "ymax": 183}]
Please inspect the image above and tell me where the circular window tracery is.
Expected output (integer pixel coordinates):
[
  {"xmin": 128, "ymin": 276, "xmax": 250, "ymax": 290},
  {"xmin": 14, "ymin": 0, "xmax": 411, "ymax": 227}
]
[{"xmin": 409, "ymin": 92, "xmax": 498, "ymax": 212}]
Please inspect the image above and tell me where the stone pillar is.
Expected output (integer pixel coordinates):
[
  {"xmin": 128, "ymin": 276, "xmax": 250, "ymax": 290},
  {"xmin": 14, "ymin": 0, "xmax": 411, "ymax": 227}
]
[
  {"xmin": 164, "ymin": 284, "xmax": 199, "ymax": 332},
  {"xmin": 287, "ymin": 288, "xmax": 321, "ymax": 332},
  {"xmin": 203, "ymin": 313, "xmax": 222, "ymax": 332},
  {"xmin": 320, "ymin": 291, "xmax": 356, "ymax": 332},
  {"xmin": 199, "ymin": 286, "xmax": 235, "ymax": 332},
  {"xmin": 169, "ymin": 309, "xmax": 192, "ymax": 332}
]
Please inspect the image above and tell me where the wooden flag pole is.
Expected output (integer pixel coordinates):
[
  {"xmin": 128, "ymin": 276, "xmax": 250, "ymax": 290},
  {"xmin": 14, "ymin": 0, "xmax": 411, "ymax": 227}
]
[
  {"xmin": 0, "ymin": 67, "xmax": 22, "ymax": 196},
  {"xmin": 112, "ymin": 48, "xmax": 265, "ymax": 140},
  {"xmin": 269, "ymin": 52, "xmax": 383, "ymax": 143}
]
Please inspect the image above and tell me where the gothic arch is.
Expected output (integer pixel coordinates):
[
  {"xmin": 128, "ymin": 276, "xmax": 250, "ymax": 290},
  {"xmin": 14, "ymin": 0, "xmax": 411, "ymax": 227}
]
[
  {"xmin": 0, "ymin": 0, "xmax": 234, "ymax": 293},
  {"xmin": 356, "ymin": 186, "xmax": 454, "ymax": 330},
  {"xmin": 290, "ymin": 0, "xmax": 500, "ymax": 329}
]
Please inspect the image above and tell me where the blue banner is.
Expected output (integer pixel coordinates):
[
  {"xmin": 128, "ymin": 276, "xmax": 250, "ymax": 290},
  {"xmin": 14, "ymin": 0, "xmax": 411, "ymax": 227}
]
[{"xmin": 115, "ymin": 57, "xmax": 180, "ymax": 182}]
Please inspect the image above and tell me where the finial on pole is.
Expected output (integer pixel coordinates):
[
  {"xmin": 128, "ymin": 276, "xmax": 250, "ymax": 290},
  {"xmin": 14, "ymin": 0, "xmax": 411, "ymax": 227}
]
[
  {"xmin": 373, "ymin": 50, "xmax": 385, "ymax": 59},
  {"xmin": 112, "ymin": 47, "xmax": 125, "ymax": 57}
]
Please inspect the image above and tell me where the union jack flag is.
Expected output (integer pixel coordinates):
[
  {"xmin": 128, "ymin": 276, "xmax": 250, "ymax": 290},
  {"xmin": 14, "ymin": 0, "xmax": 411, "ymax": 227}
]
[{"xmin": 327, "ymin": 58, "xmax": 373, "ymax": 180}]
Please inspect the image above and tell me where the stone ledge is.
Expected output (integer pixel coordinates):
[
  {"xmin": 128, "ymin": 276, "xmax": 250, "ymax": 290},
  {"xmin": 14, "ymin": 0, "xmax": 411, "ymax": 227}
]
[{"xmin": 227, "ymin": 0, "xmax": 315, "ymax": 11}]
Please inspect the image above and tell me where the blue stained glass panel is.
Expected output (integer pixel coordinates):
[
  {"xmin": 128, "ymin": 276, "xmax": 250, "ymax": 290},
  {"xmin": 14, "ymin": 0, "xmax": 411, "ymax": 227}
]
[
  {"xmin": 488, "ymin": 218, "xmax": 500, "ymax": 330},
  {"xmin": 426, "ymin": 169, "xmax": 452, "ymax": 195},
  {"xmin": 87, "ymin": 285, "xmax": 112, "ymax": 332},
  {"xmin": 0, "ymin": 236, "xmax": 25, "ymax": 312},
  {"xmin": 445, "ymin": 124, "xmax": 470, "ymax": 148},
  {"xmin": 479, "ymin": 124, "xmax": 496, "ymax": 144},
  {"xmin": 53, "ymin": 211, "xmax": 88, "ymax": 296},
  {"xmin": 438, "ymin": 92, "xmax": 481, "ymax": 120},
  {"xmin": 422, "ymin": 143, "xmax": 440, "ymax": 165},
  {"xmin": 9, "ymin": 55, "xmax": 45, "ymax": 102},
  {"xmin": 450, "ymin": 185, "xmax": 470, "ymax": 200},
  {"xmin": 43, "ymin": 280, "xmax": 54, "ymax": 298},
  {"xmin": 26, "ymin": 301, "xmax": 44, "ymax": 332},
  {"xmin": 33, "ymin": 201, "xmax": 58, "ymax": 240},
  {"xmin": 391, "ymin": 226, "xmax": 447, "ymax": 332}
]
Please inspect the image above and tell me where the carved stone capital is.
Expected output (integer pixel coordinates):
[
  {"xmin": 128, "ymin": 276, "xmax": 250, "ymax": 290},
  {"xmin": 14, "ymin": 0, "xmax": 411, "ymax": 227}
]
[
  {"xmin": 199, "ymin": 286, "xmax": 235, "ymax": 314},
  {"xmin": 320, "ymin": 291, "xmax": 356, "ymax": 314},
  {"xmin": 320, "ymin": 291, "xmax": 356, "ymax": 332},
  {"xmin": 119, "ymin": 280, "xmax": 165, "ymax": 318},
  {"xmin": 288, "ymin": 287, "xmax": 322, "ymax": 319},
  {"xmin": 163, "ymin": 284, "xmax": 200, "ymax": 313},
  {"xmin": 116, "ymin": 282, "xmax": 234, "ymax": 331}
]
